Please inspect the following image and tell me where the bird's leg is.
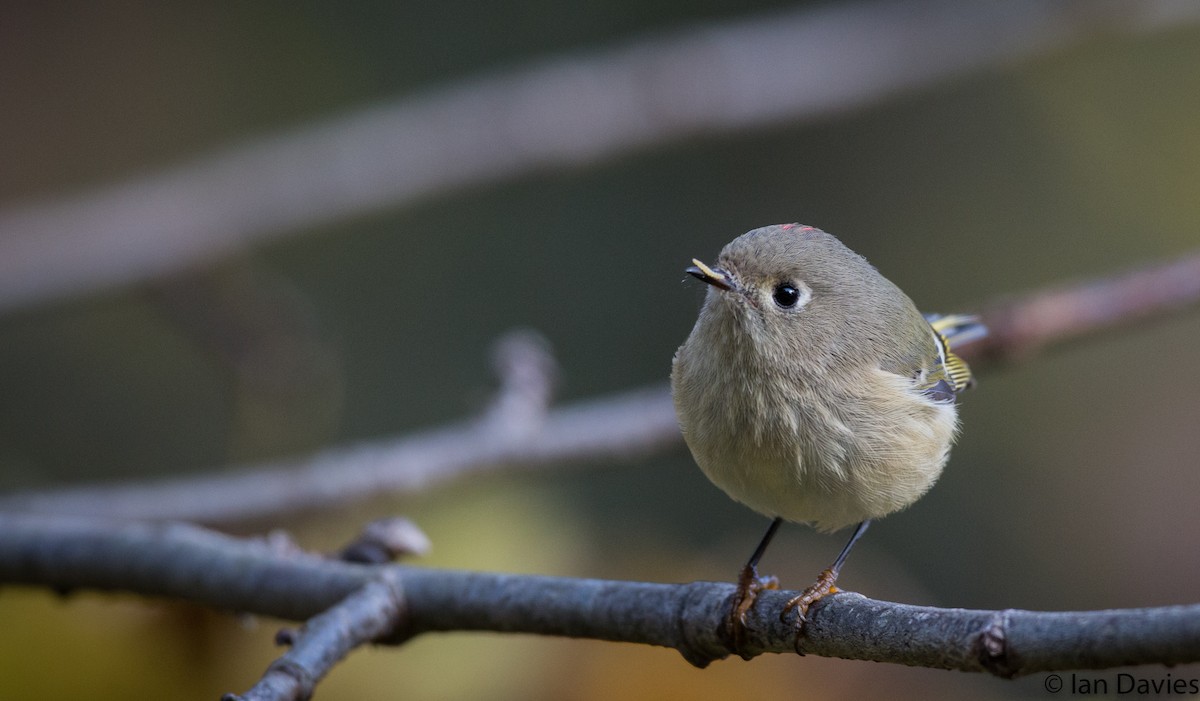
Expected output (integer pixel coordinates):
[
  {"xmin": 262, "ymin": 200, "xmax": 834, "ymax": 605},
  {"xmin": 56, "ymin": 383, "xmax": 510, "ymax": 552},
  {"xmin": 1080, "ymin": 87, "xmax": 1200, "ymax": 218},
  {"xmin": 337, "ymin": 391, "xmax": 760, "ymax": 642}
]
[
  {"xmin": 728, "ymin": 517, "xmax": 782, "ymax": 654},
  {"xmin": 782, "ymin": 520, "xmax": 871, "ymax": 629}
]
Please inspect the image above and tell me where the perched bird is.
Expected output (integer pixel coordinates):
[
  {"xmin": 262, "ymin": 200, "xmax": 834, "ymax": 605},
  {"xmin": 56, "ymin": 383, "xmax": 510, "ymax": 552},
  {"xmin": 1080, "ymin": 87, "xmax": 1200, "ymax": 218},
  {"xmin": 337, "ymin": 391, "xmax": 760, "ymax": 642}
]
[{"xmin": 671, "ymin": 224, "xmax": 982, "ymax": 648}]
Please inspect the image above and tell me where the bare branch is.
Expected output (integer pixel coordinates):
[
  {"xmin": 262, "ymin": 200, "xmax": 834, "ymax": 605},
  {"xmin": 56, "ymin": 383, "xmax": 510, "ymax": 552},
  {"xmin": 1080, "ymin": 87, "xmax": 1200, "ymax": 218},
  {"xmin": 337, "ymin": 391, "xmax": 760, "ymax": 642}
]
[
  {"xmin": 3, "ymin": 513, "xmax": 1198, "ymax": 686},
  {"xmin": 2, "ymin": 249, "xmax": 1198, "ymax": 524},
  {"xmin": 223, "ymin": 572, "xmax": 406, "ymax": 701},
  {"xmin": 0, "ymin": 383, "xmax": 678, "ymax": 524},
  {"xmin": 1, "ymin": 0, "xmax": 1197, "ymax": 311},
  {"xmin": 965, "ymin": 250, "xmax": 1200, "ymax": 362}
]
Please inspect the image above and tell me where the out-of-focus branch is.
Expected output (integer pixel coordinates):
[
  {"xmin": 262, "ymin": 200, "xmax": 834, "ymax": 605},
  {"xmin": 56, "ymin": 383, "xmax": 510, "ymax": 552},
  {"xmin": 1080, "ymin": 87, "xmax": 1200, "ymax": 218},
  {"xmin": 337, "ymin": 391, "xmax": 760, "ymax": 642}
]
[
  {"xmin": 334, "ymin": 517, "xmax": 431, "ymax": 564},
  {"xmin": 1, "ymin": 0, "xmax": 1197, "ymax": 312},
  {"xmin": 0, "ymin": 386, "xmax": 677, "ymax": 524},
  {"xmin": 2, "ymin": 513, "xmax": 1198, "ymax": 691},
  {"xmin": 0, "ymin": 331, "xmax": 678, "ymax": 524},
  {"xmin": 1, "ymin": 249, "xmax": 1198, "ymax": 524},
  {"xmin": 964, "ymin": 250, "xmax": 1200, "ymax": 362}
]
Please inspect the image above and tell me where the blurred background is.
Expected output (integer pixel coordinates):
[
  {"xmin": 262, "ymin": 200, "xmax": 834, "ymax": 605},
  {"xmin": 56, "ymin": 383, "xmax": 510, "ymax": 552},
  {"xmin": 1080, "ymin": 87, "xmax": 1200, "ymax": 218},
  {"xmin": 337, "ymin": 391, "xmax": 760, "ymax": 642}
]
[{"xmin": 2, "ymin": 1, "xmax": 1199, "ymax": 699}]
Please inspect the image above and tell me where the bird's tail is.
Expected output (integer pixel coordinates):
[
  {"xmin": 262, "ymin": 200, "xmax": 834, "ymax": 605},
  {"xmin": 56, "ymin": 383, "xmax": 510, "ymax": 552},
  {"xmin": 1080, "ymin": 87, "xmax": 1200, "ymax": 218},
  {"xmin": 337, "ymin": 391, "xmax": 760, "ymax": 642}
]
[
  {"xmin": 925, "ymin": 313, "xmax": 988, "ymax": 349},
  {"xmin": 925, "ymin": 313, "xmax": 987, "ymax": 392}
]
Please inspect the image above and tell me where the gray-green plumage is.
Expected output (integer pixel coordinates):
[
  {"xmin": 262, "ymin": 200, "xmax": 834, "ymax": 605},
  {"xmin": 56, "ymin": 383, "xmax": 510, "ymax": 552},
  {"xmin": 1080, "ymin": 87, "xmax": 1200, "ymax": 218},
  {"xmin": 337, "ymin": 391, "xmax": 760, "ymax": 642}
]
[{"xmin": 671, "ymin": 224, "xmax": 974, "ymax": 532}]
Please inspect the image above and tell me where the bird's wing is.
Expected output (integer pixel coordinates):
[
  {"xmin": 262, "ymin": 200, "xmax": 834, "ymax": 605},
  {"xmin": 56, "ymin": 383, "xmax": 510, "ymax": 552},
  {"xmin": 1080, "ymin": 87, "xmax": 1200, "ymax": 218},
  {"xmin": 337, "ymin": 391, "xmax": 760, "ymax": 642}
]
[{"xmin": 918, "ymin": 313, "xmax": 985, "ymax": 402}]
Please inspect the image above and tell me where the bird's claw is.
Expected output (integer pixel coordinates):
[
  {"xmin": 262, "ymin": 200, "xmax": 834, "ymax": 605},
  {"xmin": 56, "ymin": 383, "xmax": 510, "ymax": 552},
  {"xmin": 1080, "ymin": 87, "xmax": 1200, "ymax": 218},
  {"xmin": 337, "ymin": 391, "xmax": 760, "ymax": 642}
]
[
  {"xmin": 781, "ymin": 567, "xmax": 840, "ymax": 627},
  {"xmin": 777, "ymin": 567, "xmax": 841, "ymax": 655},
  {"xmin": 727, "ymin": 564, "xmax": 779, "ymax": 657}
]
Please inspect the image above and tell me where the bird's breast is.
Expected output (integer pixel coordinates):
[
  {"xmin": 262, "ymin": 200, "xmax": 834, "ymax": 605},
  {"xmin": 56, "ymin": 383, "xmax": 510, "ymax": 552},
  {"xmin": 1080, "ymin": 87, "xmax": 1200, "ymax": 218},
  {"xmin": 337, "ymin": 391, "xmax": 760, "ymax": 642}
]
[{"xmin": 674, "ymin": 356, "xmax": 957, "ymax": 532}]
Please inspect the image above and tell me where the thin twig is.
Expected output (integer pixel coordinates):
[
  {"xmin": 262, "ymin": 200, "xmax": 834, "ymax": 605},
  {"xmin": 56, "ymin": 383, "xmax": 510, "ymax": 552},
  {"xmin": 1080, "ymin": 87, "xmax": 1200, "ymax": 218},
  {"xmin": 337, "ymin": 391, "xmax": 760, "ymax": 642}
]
[
  {"xmin": 2, "ymin": 514, "xmax": 1198, "ymax": 682},
  {"xmin": 223, "ymin": 572, "xmax": 406, "ymax": 701},
  {"xmin": 2, "ymin": 249, "xmax": 1197, "ymax": 524},
  {"xmin": 1, "ymin": 0, "xmax": 1196, "ymax": 312}
]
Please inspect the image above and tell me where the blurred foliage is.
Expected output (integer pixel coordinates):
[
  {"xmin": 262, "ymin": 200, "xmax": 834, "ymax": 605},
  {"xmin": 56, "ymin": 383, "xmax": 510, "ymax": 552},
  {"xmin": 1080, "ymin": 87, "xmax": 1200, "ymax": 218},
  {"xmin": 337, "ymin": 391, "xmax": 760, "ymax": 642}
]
[{"xmin": 1, "ymin": 2, "xmax": 1199, "ymax": 699}]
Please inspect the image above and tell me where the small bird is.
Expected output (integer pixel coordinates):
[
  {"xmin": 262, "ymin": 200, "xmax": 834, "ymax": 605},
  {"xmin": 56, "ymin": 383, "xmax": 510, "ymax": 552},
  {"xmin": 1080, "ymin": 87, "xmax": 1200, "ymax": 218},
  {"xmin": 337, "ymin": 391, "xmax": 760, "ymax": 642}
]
[{"xmin": 671, "ymin": 224, "xmax": 982, "ymax": 649}]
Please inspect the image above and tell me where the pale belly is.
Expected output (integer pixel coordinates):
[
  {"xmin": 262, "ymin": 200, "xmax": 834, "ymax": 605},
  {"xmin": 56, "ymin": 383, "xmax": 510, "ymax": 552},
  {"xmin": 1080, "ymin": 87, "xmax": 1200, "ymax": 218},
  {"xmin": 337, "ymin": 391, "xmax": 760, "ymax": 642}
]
[{"xmin": 677, "ymin": 370, "xmax": 958, "ymax": 532}]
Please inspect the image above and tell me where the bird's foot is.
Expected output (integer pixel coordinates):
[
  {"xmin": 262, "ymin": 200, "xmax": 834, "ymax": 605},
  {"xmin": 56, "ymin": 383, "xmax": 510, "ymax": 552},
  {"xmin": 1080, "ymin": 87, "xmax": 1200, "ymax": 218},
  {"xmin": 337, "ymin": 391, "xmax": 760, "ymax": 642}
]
[
  {"xmin": 727, "ymin": 563, "xmax": 778, "ymax": 657},
  {"xmin": 780, "ymin": 567, "xmax": 841, "ymax": 653}
]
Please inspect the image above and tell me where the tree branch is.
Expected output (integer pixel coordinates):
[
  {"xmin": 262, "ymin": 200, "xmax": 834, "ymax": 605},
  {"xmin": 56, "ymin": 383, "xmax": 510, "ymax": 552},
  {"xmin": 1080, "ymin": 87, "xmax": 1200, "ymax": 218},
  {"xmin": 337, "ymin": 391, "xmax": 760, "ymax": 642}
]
[
  {"xmin": 2, "ymin": 249, "xmax": 1197, "ymax": 525},
  {"xmin": 0, "ymin": 337, "xmax": 679, "ymax": 524},
  {"xmin": 3, "ymin": 513, "xmax": 1198, "ymax": 692},
  {"xmin": 1, "ymin": 0, "xmax": 1196, "ymax": 312},
  {"xmin": 965, "ymin": 249, "xmax": 1200, "ymax": 362},
  {"xmin": 223, "ymin": 572, "xmax": 407, "ymax": 701}
]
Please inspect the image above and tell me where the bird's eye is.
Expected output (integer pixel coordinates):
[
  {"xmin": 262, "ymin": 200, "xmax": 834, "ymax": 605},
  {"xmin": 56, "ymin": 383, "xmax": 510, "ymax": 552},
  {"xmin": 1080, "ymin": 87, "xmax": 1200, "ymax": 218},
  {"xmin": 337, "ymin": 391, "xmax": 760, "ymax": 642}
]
[{"xmin": 772, "ymin": 283, "xmax": 801, "ymax": 308}]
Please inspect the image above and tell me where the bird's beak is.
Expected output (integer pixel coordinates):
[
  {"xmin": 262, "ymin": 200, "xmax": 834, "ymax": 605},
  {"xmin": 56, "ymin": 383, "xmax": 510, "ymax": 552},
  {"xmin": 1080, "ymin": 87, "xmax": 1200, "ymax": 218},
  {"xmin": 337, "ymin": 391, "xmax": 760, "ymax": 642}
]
[{"xmin": 685, "ymin": 258, "xmax": 733, "ymax": 291}]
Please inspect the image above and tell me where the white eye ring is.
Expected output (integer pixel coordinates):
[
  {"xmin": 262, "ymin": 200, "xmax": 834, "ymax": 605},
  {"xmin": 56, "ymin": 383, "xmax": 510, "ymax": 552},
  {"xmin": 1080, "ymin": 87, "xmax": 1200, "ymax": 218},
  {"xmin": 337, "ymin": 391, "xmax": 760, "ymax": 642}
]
[{"xmin": 771, "ymin": 281, "xmax": 811, "ymax": 310}]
